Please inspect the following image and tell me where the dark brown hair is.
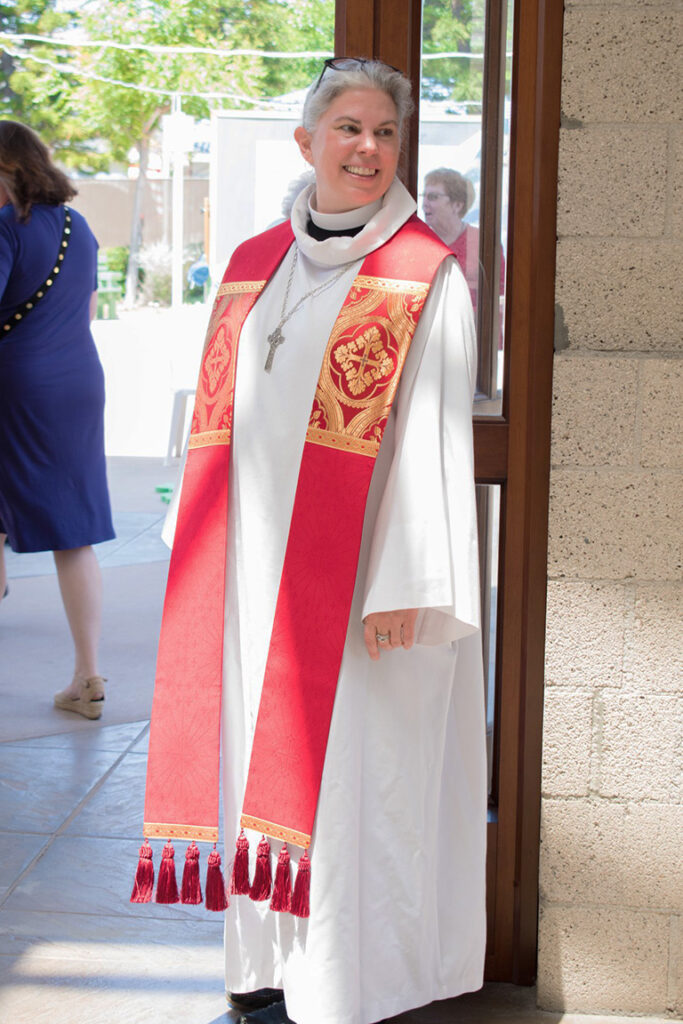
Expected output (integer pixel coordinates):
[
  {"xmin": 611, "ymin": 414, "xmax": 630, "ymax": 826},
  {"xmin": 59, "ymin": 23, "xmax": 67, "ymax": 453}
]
[{"xmin": 0, "ymin": 121, "xmax": 77, "ymax": 222}]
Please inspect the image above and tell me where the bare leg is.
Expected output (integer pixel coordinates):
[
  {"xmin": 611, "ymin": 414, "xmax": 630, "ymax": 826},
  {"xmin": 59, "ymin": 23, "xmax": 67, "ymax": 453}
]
[
  {"xmin": 0, "ymin": 533, "xmax": 6, "ymax": 600},
  {"xmin": 53, "ymin": 545, "xmax": 103, "ymax": 696}
]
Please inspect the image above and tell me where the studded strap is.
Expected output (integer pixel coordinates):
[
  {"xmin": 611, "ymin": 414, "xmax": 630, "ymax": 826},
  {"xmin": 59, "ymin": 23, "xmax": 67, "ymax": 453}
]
[{"xmin": 1, "ymin": 206, "xmax": 72, "ymax": 335}]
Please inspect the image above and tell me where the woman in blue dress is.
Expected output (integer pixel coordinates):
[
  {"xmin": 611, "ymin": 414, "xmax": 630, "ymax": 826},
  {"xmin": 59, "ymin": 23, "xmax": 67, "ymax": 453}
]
[{"xmin": 0, "ymin": 121, "xmax": 114, "ymax": 719}]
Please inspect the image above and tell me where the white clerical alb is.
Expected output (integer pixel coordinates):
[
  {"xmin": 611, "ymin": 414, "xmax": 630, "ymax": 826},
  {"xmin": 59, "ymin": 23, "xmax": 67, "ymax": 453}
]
[{"xmin": 215, "ymin": 178, "xmax": 487, "ymax": 1024}]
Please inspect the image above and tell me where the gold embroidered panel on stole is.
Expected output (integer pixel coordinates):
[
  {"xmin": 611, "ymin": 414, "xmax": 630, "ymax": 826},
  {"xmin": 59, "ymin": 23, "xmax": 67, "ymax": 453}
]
[
  {"xmin": 240, "ymin": 814, "xmax": 311, "ymax": 849},
  {"xmin": 307, "ymin": 276, "xmax": 430, "ymax": 457},
  {"xmin": 143, "ymin": 821, "xmax": 219, "ymax": 843},
  {"xmin": 189, "ymin": 283, "xmax": 264, "ymax": 450}
]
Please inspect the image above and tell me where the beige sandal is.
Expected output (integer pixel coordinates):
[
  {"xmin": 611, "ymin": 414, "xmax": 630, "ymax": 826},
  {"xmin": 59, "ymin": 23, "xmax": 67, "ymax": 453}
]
[{"xmin": 54, "ymin": 676, "xmax": 106, "ymax": 720}]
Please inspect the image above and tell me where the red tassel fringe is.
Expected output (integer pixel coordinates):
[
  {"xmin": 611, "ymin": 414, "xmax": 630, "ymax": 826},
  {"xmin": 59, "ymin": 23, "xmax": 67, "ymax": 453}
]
[
  {"xmin": 155, "ymin": 840, "xmax": 180, "ymax": 904},
  {"xmin": 134, "ymin": 835, "xmax": 309, "ymax": 919},
  {"xmin": 205, "ymin": 844, "xmax": 228, "ymax": 911},
  {"xmin": 270, "ymin": 843, "xmax": 292, "ymax": 912},
  {"xmin": 130, "ymin": 839, "xmax": 154, "ymax": 903},
  {"xmin": 249, "ymin": 836, "xmax": 273, "ymax": 901},
  {"xmin": 229, "ymin": 829, "xmax": 251, "ymax": 895},
  {"xmin": 291, "ymin": 849, "xmax": 311, "ymax": 918},
  {"xmin": 181, "ymin": 841, "xmax": 203, "ymax": 904}
]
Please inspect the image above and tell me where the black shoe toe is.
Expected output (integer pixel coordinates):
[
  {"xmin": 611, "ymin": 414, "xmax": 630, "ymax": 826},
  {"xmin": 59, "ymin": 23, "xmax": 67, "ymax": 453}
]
[
  {"xmin": 227, "ymin": 988, "xmax": 284, "ymax": 1012},
  {"xmin": 239, "ymin": 1000, "xmax": 294, "ymax": 1024}
]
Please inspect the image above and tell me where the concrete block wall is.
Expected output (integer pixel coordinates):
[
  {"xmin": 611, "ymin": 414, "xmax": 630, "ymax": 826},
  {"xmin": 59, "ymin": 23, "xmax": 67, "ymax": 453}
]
[{"xmin": 537, "ymin": 0, "xmax": 682, "ymax": 1014}]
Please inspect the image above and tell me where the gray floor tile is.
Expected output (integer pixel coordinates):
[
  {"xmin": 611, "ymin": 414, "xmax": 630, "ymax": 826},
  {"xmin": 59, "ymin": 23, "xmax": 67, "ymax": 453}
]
[
  {"xmin": 3, "ymin": 835, "xmax": 227, "ymax": 924},
  {"xmin": 63, "ymin": 747, "xmax": 221, "ymax": 841},
  {"xmin": 0, "ymin": 746, "xmax": 124, "ymax": 833},
  {"xmin": 0, "ymin": 833, "xmax": 50, "ymax": 898},
  {"xmin": 0, "ymin": 907, "xmax": 222, "ymax": 959},
  {"xmin": 4, "ymin": 548, "xmax": 55, "ymax": 578},
  {"xmin": 104, "ymin": 457, "xmax": 179, "ymax": 515},
  {"xmin": 97, "ymin": 512, "xmax": 169, "ymax": 567},
  {"xmin": 391, "ymin": 986, "xmax": 548, "ymax": 1022},
  {"xmin": 5, "ymin": 512, "xmax": 168, "ymax": 579},
  {"xmin": 129, "ymin": 728, "xmax": 150, "ymax": 754},
  {"xmin": 0, "ymin": 950, "xmax": 232, "ymax": 1024},
  {"xmin": 64, "ymin": 753, "xmax": 147, "ymax": 839},
  {"xmin": 0, "ymin": 560, "xmax": 167, "ymax": 743},
  {"xmin": 3, "ymin": 721, "xmax": 148, "ymax": 753},
  {"xmin": 99, "ymin": 529, "xmax": 170, "ymax": 569}
]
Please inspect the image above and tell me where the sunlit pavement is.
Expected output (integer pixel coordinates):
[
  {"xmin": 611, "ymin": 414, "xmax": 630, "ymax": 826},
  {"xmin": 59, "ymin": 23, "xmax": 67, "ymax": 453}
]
[
  {"xmin": 0, "ymin": 451, "xmax": 231, "ymax": 1023},
  {"xmin": 0, "ymin": 315, "xmax": 668, "ymax": 1023}
]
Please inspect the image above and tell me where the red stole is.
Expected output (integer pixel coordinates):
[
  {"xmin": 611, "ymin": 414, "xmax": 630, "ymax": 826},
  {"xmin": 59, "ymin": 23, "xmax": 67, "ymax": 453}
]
[{"xmin": 137, "ymin": 215, "xmax": 450, "ymax": 912}]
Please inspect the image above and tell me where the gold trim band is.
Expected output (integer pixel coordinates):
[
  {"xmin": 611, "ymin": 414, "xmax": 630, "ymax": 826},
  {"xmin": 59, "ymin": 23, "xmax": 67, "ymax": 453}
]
[
  {"xmin": 217, "ymin": 281, "xmax": 267, "ymax": 296},
  {"xmin": 240, "ymin": 814, "xmax": 311, "ymax": 849},
  {"xmin": 353, "ymin": 275, "xmax": 430, "ymax": 296},
  {"xmin": 143, "ymin": 821, "xmax": 219, "ymax": 843},
  {"xmin": 305, "ymin": 426, "xmax": 379, "ymax": 457},
  {"xmin": 188, "ymin": 429, "xmax": 231, "ymax": 449}
]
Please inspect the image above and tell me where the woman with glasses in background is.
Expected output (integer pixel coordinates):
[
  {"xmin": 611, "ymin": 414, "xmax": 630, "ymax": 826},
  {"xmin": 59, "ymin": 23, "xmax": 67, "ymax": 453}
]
[{"xmin": 422, "ymin": 167, "xmax": 506, "ymax": 349}]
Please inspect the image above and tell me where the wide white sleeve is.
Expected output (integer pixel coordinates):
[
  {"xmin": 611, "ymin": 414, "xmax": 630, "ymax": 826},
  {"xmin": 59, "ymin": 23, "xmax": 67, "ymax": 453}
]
[
  {"xmin": 160, "ymin": 435, "xmax": 189, "ymax": 548},
  {"xmin": 361, "ymin": 256, "xmax": 481, "ymax": 645}
]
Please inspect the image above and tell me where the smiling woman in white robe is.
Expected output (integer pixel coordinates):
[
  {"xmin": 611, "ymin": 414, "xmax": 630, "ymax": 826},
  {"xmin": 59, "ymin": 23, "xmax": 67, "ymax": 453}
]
[
  {"xmin": 220, "ymin": 185, "xmax": 486, "ymax": 1024},
  {"xmin": 165, "ymin": 59, "xmax": 486, "ymax": 1024}
]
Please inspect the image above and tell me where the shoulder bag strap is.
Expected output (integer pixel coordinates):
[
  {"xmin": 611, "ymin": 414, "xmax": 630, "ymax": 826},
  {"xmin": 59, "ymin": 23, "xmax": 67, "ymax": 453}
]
[{"xmin": 1, "ymin": 206, "xmax": 72, "ymax": 336}]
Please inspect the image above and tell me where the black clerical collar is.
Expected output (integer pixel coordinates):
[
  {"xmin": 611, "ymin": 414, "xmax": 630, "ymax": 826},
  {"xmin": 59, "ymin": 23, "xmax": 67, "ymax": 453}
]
[{"xmin": 306, "ymin": 217, "xmax": 364, "ymax": 241}]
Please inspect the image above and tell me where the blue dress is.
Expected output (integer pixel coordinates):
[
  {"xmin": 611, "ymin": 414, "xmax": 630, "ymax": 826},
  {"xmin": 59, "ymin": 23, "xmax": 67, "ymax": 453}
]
[{"xmin": 0, "ymin": 203, "xmax": 115, "ymax": 552}]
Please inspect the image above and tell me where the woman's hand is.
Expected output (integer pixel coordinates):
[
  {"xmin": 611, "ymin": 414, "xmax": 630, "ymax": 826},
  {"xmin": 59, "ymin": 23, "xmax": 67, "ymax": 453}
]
[{"xmin": 363, "ymin": 608, "xmax": 419, "ymax": 661}]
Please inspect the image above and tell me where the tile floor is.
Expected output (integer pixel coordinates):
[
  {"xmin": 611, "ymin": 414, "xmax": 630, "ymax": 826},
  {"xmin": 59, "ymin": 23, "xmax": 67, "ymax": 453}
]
[
  {"xmin": 0, "ymin": 717, "xmax": 544, "ymax": 1024},
  {"xmin": 0, "ymin": 459, "xmax": 669, "ymax": 1023}
]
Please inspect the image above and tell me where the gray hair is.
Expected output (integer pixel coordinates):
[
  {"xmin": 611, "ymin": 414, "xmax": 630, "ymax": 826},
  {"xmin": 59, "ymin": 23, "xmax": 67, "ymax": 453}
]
[
  {"xmin": 281, "ymin": 169, "xmax": 315, "ymax": 218},
  {"xmin": 302, "ymin": 59, "xmax": 414, "ymax": 138},
  {"xmin": 425, "ymin": 167, "xmax": 476, "ymax": 213}
]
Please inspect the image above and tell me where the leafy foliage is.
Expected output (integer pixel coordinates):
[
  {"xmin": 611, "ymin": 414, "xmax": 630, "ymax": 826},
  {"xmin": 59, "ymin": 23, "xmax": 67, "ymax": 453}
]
[
  {"xmin": 421, "ymin": 0, "xmax": 484, "ymax": 106},
  {"xmin": 0, "ymin": 1, "xmax": 81, "ymax": 150},
  {"xmin": 3, "ymin": 0, "xmax": 335, "ymax": 174}
]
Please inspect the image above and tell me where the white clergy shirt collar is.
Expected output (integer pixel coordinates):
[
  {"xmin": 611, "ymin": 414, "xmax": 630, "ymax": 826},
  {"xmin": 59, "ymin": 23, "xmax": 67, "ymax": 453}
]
[
  {"xmin": 308, "ymin": 198, "xmax": 382, "ymax": 231},
  {"xmin": 291, "ymin": 178, "xmax": 417, "ymax": 269}
]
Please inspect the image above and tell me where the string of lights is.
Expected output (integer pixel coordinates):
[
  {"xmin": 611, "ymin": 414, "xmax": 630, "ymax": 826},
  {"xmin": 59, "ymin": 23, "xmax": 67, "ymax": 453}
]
[
  {"xmin": 1, "ymin": 32, "xmax": 496, "ymax": 106},
  {"xmin": 2, "ymin": 33, "xmax": 333, "ymax": 59},
  {"xmin": 1, "ymin": 42, "xmax": 310, "ymax": 104},
  {"xmin": 3, "ymin": 32, "xmax": 485, "ymax": 60}
]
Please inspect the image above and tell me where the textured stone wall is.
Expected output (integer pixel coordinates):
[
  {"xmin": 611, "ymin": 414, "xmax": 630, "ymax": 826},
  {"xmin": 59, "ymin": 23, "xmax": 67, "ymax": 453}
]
[{"xmin": 537, "ymin": 0, "xmax": 682, "ymax": 1014}]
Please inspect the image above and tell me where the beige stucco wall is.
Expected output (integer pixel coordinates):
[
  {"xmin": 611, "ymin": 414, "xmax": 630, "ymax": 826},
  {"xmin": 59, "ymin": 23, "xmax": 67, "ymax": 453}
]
[
  {"xmin": 69, "ymin": 178, "xmax": 208, "ymax": 249},
  {"xmin": 537, "ymin": 0, "xmax": 682, "ymax": 1015}
]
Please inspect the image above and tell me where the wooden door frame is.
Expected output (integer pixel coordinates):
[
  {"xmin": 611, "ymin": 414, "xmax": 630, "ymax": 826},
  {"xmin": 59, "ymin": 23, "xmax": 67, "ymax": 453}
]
[{"xmin": 335, "ymin": 0, "xmax": 564, "ymax": 983}]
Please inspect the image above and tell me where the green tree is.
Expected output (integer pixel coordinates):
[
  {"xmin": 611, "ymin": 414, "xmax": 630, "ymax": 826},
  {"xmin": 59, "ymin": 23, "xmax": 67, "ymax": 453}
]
[
  {"xmin": 422, "ymin": 0, "xmax": 482, "ymax": 105},
  {"xmin": 4, "ymin": 0, "xmax": 335, "ymax": 301},
  {"xmin": 220, "ymin": 0, "xmax": 333, "ymax": 97},
  {"xmin": 1, "ymin": 2, "xmax": 72, "ymax": 133},
  {"xmin": 69, "ymin": 0, "xmax": 332, "ymax": 301},
  {"xmin": 70, "ymin": 0, "xmax": 205, "ymax": 299},
  {"xmin": 2, "ymin": 2, "xmax": 116, "ymax": 167}
]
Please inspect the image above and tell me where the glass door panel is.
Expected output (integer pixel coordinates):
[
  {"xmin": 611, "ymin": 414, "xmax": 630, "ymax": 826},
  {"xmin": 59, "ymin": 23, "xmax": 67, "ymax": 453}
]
[
  {"xmin": 418, "ymin": 0, "xmax": 513, "ymax": 416},
  {"xmin": 476, "ymin": 483, "xmax": 500, "ymax": 796}
]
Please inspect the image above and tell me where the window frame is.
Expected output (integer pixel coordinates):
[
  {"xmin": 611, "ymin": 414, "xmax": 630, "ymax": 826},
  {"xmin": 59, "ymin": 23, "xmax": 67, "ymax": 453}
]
[{"xmin": 335, "ymin": 0, "xmax": 564, "ymax": 982}]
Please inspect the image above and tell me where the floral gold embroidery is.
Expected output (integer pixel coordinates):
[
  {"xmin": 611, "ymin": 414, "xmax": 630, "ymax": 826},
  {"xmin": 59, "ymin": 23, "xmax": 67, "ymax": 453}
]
[
  {"xmin": 205, "ymin": 328, "xmax": 232, "ymax": 394},
  {"xmin": 308, "ymin": 276, "xmax": 430, "ymax": 455},
  {"xmin": 191, "ymin": 285, "xmax": 263, "ymax": 444},
  {"xmin": 334, "ymin": 327, "xmax": 393, "ymax": 397}
]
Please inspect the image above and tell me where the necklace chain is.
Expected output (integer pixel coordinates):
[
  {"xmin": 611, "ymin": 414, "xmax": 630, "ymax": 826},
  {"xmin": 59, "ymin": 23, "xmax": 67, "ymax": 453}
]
[{"xmin": 264, "ymin": 249, "xmax": 352, "ymax": 372}]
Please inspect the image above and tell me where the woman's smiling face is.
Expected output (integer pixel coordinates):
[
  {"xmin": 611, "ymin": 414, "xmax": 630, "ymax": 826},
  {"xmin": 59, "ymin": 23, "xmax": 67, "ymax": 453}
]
[{"xmin": 294, "ymin": 88, "xmax": 401, "ymax": 214}]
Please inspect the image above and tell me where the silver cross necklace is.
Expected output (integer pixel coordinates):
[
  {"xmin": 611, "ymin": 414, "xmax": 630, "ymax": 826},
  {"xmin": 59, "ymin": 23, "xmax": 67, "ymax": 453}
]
[{"xmin": 264, "ymin": 249, "xmax": 353, "ymax": 372}]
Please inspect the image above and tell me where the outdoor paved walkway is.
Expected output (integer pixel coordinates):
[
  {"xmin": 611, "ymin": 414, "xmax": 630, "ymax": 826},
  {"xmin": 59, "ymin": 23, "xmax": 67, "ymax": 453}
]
[{"xmin": 0, "ymin": 454, "xmax": 671, "ymax": 1023}]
